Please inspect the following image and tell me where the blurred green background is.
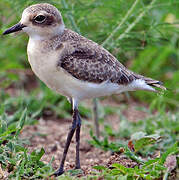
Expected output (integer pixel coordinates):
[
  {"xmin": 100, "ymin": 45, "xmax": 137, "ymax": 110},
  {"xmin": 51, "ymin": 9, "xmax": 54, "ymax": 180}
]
[{"xmin": 0, "ymin": 0, "xmax": 178, "ymax": 110}]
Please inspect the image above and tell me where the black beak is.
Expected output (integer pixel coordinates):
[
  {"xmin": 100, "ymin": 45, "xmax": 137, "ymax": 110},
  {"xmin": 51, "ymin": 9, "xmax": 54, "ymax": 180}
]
[{"xmin": 3, "ymin": 22, "xmax": 26, "ymax": 35}]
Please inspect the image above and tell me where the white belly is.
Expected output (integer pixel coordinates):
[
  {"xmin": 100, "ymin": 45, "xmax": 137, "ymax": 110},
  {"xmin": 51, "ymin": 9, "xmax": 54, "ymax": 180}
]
[
  {"xmin": 27, "ymin": 49, "xmax": 122, "ymax": 100},
  {"xmin": 28, "ymin": 51, "xmax": 121, "ymax": 100}
]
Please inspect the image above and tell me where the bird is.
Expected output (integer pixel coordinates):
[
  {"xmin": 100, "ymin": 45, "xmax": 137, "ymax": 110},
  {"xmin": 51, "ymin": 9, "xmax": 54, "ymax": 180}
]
[{"xmin": 3, "ymin": 3, "xmax": 166, "ymax": 176}]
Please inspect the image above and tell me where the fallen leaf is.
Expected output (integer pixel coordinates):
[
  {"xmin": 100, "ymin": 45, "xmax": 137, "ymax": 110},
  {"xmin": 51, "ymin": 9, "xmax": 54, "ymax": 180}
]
[
  {"xmin": 164, "ymin": 155, "xmax": 177, "ymax": 172},
  {"xmin": 128, "ymin": 140, "xmax": 135, "ymax": 152},
  {"xmin": 131, "ymin": 132, "xmax": 161, "ymax": 152},
  {"xmin": 0, "ymin": 164, "xmax": 4, "ymax": 179}
]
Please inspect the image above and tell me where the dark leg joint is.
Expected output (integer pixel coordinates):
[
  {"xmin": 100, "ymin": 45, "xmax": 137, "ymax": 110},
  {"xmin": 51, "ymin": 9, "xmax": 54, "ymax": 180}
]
[{"xmin": 53, "ymin": 168, "xmax": 64, "ymax": 177}]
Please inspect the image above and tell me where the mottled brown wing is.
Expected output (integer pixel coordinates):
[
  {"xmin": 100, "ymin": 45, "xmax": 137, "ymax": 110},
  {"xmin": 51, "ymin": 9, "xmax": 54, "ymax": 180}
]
[{"xmin": 59, "ymin": 43, "xmax": 135, "ymax": 84}]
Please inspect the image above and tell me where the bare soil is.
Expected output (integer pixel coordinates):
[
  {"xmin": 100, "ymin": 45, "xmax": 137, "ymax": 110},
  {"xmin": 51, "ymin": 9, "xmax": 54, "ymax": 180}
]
[
  {"xmin": 20, "ymin": 98, "xmax": 148, "ymax": 176},
  {"xmin": 5, "ymin": 72, "xmax": 149, "ymax": 177}
]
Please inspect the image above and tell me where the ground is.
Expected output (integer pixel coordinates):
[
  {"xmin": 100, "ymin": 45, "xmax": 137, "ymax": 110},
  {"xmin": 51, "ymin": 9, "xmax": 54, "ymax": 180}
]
[
  {"xmin": 3, "ymin": 73, "xmax": 177, "ymax": 179},
  {"xmin": 20, "ymin": 98, "xmax": 147, "ymax": 176}
]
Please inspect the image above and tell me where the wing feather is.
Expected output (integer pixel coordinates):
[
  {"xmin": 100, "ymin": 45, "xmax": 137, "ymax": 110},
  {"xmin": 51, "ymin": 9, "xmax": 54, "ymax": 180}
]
[
  {"xmin": 59, "ymin": 40, "xmax": 134, "ymax": 85},
  {"xmin": 56, "ymin": 29, "xmax": 165, "ymax": 91}
]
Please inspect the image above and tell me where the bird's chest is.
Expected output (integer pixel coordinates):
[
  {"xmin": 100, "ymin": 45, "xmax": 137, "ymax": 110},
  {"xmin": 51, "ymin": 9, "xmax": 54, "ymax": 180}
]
[{"xmin": 27, "ymin": 39, "xmax": 65, "ymax": 93}]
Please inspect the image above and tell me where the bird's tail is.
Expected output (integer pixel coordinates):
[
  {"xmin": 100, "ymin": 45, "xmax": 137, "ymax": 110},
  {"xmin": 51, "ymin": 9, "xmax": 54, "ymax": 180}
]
[
  {"xmin": 145, "ymin": 79, "xmax": 166, "ymax": 90},
  {"xmin": 133, "ymin": 73, "xmax": 166, "ymax": 92}
]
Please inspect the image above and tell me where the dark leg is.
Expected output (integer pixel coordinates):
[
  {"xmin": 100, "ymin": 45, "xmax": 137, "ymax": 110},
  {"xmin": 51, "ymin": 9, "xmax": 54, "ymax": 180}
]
[
  {"xmin": 75, "ymin": 110, "xmax": 81, "ymax": 169},
  {"xmin": 54, "ymin": 99, "xmax": 82, "ymax": 176},
  {"xmin": 54, "ymin": 104, "xmax": 78, "ymax": 176}
]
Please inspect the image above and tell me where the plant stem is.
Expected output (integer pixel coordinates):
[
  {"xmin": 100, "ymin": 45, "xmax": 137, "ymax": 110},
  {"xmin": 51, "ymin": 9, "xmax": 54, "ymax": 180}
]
[
  {"xmin": 117, "ymin": 0, "xmax": 157, "ymax": 41},
  {"xmin": 102, "ymin": 0, "xmax": 140, "ymax": 47},
  {"xmin": 92, "ymin": 98, "xmax": 100, "ymax": 138},
  {"xmin": 163, "ymin": 170, "xmax": 169, "ymax": 180}
]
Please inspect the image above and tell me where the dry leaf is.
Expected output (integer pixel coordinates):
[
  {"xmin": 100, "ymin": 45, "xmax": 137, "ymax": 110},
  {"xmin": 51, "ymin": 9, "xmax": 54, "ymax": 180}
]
[
  {"xmin": 164, "ymin": 155, "xmax": 177, "ymax": 172},
  {"xmin": 0, "ymin": 164, "xmax": 4, "ymax": 179}
]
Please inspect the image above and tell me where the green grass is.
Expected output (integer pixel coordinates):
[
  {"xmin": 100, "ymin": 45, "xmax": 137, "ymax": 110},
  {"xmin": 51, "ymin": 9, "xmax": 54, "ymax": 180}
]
[
  {"xmin": 0, "ymin": 91, "xmax": 178, "ymax": 179},
  {"xmin": 0, "ymin": 0, "xmax": 179, "ymax": 179},
  {"xmin": 0, "ymin": 107, "xmax": 54, "ymax": 179}
]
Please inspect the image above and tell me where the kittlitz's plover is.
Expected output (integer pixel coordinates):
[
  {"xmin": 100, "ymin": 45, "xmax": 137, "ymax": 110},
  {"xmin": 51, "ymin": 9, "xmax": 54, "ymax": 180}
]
[{"xmin": 3, "ymin": 3, "xmax": 166, "ymax": 176}]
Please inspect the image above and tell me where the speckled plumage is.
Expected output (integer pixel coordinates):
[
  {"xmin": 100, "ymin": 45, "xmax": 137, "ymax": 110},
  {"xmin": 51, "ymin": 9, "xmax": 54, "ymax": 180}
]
[
  {"xmin": 58, "ymin": 29, "xmax": 132, "ymax": 84},
  {"xmin": 19, "ymin": 3, "xmax": 166, "ymax": 90},
  {"xmin": 38, "ymin": 28, "xmax": 161, "ymax": 86}
]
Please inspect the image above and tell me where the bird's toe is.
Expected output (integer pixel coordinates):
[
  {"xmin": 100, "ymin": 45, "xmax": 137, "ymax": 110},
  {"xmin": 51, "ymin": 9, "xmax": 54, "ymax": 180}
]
[{"xmin": 53, "ymin": 168, "xmax": 64, "ymax": 177}]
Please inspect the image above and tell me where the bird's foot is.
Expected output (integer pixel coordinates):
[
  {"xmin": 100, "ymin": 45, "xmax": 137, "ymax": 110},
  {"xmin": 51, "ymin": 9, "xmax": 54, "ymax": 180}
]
[
  {"xmin": 53, "ymin": 168, "xmax": 64, "ymax": 177},
  {"xmin": 52, "ymin": 167, "xmax": 83, "ymax": 177}
]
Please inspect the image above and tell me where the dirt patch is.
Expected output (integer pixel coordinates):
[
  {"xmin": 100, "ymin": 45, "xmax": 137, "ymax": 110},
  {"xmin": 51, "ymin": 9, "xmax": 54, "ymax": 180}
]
[
  {"xmin": 20, "ymin": 99, "xmax": 148, "ymax": 176},
  {"xmin": 107, "ymin": 153, "xmax": 138, "ymax": 168},
  {"xmin": 4, "ymin": 73, "xmax": 149, "ymax": 176},
  {"xmin": 21, "ymin": 118, "xmax": 110, "ymax": 174}
]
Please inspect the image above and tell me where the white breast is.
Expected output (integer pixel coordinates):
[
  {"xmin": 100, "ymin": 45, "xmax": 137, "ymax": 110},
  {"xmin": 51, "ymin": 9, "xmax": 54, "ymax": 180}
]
[{"xmin": 27, "ymin": 38, "xmax": 119, "ymax": 100}]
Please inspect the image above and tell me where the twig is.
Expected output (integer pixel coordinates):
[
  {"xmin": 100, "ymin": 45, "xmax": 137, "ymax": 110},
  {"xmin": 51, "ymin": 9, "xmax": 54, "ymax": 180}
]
[
  {"xmin": 92, "ymin": 98, "xmax": 100, "ymax": 138},
  {"xmin": 102, "ymin": 0, "xmax": 140, "ymax": 47},
  {"xmin": 163, "ymin": 170, "xmax": 169, "ymax": 180}
]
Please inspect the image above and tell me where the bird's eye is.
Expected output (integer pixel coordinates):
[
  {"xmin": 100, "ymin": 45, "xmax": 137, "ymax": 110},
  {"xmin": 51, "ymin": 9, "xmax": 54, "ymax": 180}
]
[{"xmin": 34, "ymin": 15, "xmax": 46, "ymax": 23}]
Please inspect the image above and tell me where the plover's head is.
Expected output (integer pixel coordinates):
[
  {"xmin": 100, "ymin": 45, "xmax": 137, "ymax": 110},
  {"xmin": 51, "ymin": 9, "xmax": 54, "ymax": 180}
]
[{"xmin": 3, "ymin": 3, "xmax": 65, "ymax": 39}]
